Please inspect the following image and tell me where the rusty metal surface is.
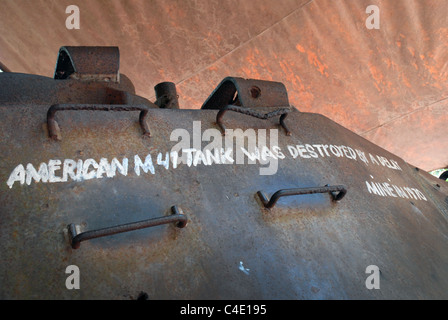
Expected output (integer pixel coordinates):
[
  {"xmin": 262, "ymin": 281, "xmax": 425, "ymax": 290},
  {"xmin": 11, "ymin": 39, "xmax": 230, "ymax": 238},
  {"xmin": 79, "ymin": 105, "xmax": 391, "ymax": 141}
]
[
  {"xmin": 0, "ymin": 0, "xmax": 307, "ymax": 95},
  {"xmin": 173, "ymin": 0, "xmax": 448, "ymax": 173},
  {"xmin": 1, "ymin": 71, "xmax": 448, "ymax": 299},
  {"xmin": 440, "ymin": 172, "xmax": 448, "ymax": 181},
  {"xmin": 0, "ymin": 72, "xmax": 154, "ymax": 107},
  {"xmin": 154, "ymin": 82, "xmax": 180, "ymax": 109}
]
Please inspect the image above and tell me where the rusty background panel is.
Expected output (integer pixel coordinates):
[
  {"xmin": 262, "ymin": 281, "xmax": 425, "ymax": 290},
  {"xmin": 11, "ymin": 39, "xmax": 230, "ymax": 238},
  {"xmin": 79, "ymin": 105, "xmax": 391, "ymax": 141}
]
[{"xmin": 0, "ymin": 1, "xmax": 447, "ymax": 169}]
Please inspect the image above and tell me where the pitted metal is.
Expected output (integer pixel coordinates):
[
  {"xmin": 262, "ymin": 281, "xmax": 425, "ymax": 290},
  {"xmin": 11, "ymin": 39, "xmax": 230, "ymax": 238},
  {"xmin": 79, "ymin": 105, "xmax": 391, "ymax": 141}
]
[
  {"xmin": 257, "ymin": 185, "xmax": 347, "ymax": 209},
  {"xmin": 54, "ymin": 46, "xmax": 120, "ymax": 83},
  {"xmin": 68, "ymin": 206, "xmax": 187, "ymax": 249},
  {"xmin": 216, "ymin": 104, "xmax": 292, "ymax": 136},
  {"xmin": 154, "ymin": 82, "xmax": 180, "ymax": 109}
]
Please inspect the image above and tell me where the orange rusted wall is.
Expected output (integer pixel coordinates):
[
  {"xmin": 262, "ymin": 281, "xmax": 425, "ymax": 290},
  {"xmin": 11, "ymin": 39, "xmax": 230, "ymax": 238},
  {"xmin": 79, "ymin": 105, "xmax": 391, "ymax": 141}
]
[{"xmin": 0, "ymin": 0, "xmax": 447, "ymax": 171}]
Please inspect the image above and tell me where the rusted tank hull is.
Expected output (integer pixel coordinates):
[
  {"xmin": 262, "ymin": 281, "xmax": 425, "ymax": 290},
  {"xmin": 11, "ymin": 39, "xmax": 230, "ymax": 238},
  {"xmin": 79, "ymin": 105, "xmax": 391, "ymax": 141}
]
[
  {"xmin": 1, "ymin": 76, "xmax": 447, "ymax": 299},
  {"xmin": 2, "ymin": 0, "xmax": 448, "ymax": 172}
]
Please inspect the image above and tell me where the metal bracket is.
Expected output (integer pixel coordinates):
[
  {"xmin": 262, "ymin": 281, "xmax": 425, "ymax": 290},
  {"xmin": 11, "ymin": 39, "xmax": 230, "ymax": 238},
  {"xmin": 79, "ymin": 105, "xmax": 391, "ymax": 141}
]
[
  {"xmin": 54, "ymin": 46, "xmax": 120, "ymax": 83},
  {"xmin": 67, "ymin": 206, "xmax": 188, "ymax": 249},
  {"xmin": 216, "ymin": 105, "xmax": 291, "ymax": 136},
  {"xmin": 257, "ymin": 185, "xmax": 347, "ymax": 209},
  {"xmin": 201, "ymin": 77, "xmax": 290, "ymax": 110},
  {"xmin": 202, "ymin": 77, "xmax": 292, "ymax": 135},
  {"xmin": 47, "ymin": 104, "xmax": 151, "ymax": 140}
]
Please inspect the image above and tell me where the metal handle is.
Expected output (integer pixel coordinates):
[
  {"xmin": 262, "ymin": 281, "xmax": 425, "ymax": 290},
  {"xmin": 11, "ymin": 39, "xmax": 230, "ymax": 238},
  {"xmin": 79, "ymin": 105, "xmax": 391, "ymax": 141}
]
[
  {"xmin": 216, "ymin": 105, "xmax": 291, "ymax": 136},
  {"xmin": 257, "ymin": 185, "xmax": 347, "ymax": 209},
  {"xmin": 67, "ymin": 206, "xmax": 187, "ymax": 249},
  {"xmin": 47, "ymin": 103, "xmax": 151, "ymax": 140}
]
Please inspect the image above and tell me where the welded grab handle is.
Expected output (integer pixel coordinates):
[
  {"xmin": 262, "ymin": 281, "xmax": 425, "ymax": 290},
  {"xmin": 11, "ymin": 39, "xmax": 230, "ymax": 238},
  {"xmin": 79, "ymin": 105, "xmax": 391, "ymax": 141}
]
[
  {"xmin": 47, "ymin": 104, "xmax": 151, "ymax": 140},
  {"xmin": 257, "ymin": 185, "xmax": 347, "ymax": 209},
  {"xmin": 67, "ymin": 206, "xmax": 187, "ymax": 249},
  {"xmin": 216, "ymin": 105, "xmax": 291, "ymax": 136}
]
